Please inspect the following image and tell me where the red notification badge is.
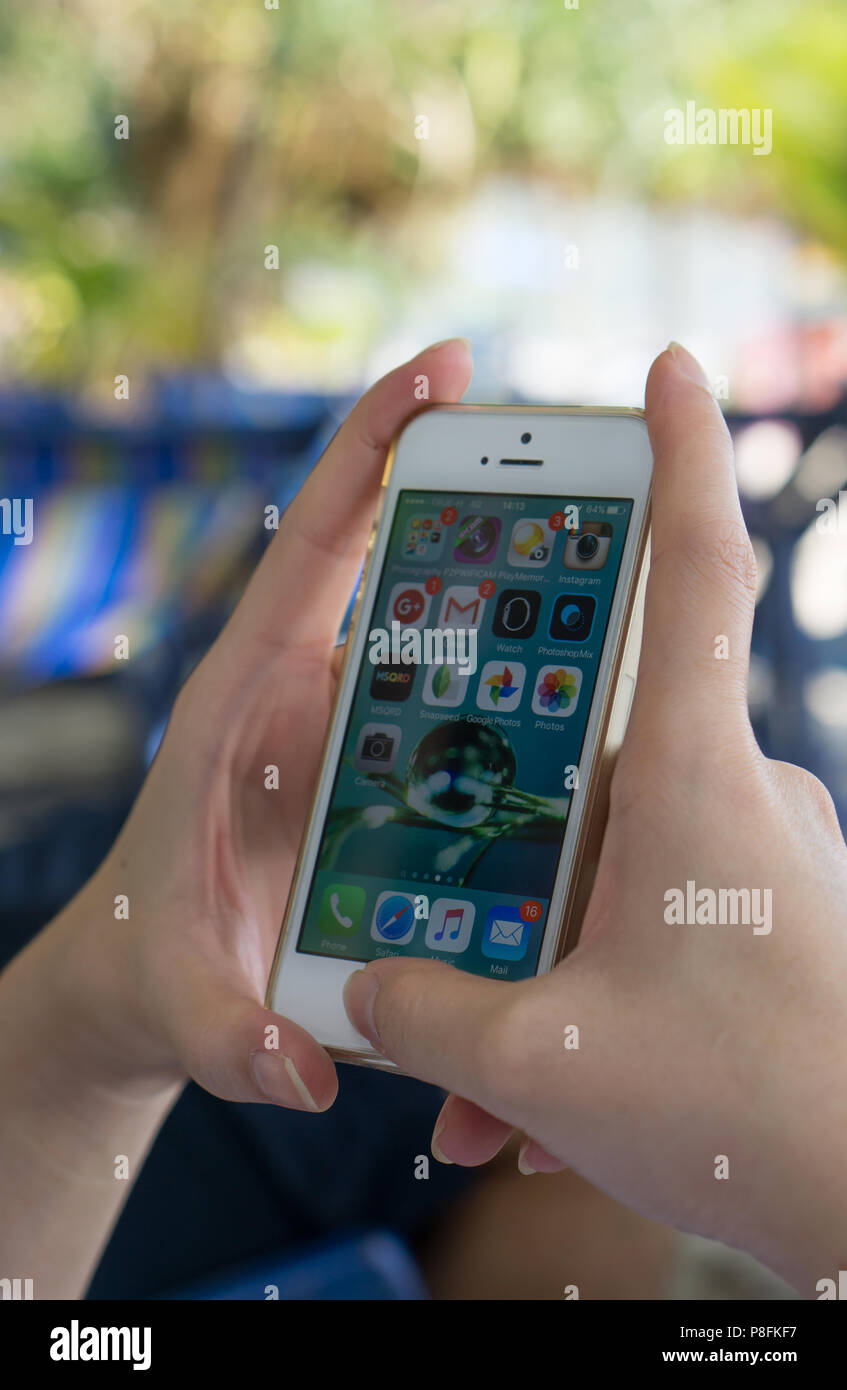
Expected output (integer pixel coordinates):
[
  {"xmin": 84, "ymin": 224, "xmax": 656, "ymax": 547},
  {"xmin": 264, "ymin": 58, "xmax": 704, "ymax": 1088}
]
[{"xmin": 520, "ymin": 899, "xmax": 543, "ymax": 923}]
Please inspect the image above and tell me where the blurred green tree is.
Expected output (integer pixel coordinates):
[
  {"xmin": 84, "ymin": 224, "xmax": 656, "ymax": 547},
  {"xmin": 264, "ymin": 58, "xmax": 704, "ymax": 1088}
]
[{"xmin": 0, "ymin": 0, "xmax": 843, "ymax": 388}]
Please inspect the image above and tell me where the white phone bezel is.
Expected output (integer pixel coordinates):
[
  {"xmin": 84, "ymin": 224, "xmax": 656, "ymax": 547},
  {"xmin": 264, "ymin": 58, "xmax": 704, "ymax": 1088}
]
[{"xmin": 268, "ymin": 406, "xmax": 652, "ymax": 1056}]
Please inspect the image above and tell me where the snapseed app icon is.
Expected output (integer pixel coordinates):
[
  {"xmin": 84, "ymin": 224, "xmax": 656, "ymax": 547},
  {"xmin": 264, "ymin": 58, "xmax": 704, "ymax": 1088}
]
[
  {"xmin": 531, "ymin": 665, "xmax": 582, "ymax": 717},
  {"xmin": 492, "ymin": 589, "xmax": 540, "ymax": 640},
  {"xmin": 371, "ymin": 891, "xmax": 417, "ymax": 946},
  {"xmin": 423, "ymin": 661, "xmax": 471, "ymax": 708},
  {"xmin": 476, "ymin": 661, "xmax": 526, "ymax": 713},
  {"xmin": 549, "ymin": 593, "xmax": 596, "ymax": 643},
  {"xmin": 318, "ymin": 883, "xmax": 366, "ymax": 936}
]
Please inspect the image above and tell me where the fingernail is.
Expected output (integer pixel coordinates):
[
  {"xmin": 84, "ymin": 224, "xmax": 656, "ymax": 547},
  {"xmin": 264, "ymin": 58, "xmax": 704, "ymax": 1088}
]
[
  {"xmin": 251, "ymin": 1050, "xmax": 321, "ymax": 1112},
  {"xmin": 517, "ymin": 1136, "xmax": 537, "ymax": 1175},
  {"xmin": 666, "ymin": 341, "xmax": 708, "ymax": 387},
  {"xmin": 431, "ymin": 1119, "xmax": 454, "ymax": 1165},
  {"xmin": 343, "ymin": 969, "xmax": 384, "ymax": 1052},
  {"xmin": 428, "ymin": 336, "xmax": 472, "ymax": 353}
]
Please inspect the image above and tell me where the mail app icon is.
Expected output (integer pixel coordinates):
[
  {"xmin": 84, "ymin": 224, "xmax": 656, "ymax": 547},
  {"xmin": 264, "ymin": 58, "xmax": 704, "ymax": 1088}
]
[{"xmin": 482, "ymin": 904, "xmax": 533, "ymax": 962}]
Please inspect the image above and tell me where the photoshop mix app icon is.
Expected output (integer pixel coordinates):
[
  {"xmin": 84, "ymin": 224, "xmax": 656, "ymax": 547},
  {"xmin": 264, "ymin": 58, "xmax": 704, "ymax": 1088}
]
[{"xmin": 549, "ymin": 593, "xmax": 596, "ymax": 643}]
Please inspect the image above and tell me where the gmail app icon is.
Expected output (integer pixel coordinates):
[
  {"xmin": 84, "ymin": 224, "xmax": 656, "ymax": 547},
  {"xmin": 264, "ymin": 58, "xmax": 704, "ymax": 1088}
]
[
  {"xmin": 482, "ymin": 904, "xmax": 533, "ymax": 962},
  {"xmin": 437, "ymin": 585, "xmax": 488, "ymax": 630}
]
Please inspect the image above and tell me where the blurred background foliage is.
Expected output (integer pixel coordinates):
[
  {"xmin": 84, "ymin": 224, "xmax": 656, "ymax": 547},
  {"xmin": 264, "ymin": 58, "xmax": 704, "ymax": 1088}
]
[{"xmin": 1, "ymin": 0, "xmax": 846, "ymax": 393}]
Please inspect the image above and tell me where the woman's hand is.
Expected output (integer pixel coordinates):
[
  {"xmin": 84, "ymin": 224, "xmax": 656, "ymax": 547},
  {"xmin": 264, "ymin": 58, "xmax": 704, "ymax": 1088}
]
[
  {"xmin": 344, "ymin": 344, "xmax": 847, "ymax": 1293},
  {"xmin": 59, "ymin": 338, "xmax": 474, "ymax": 1111},
  {"xmin": 0, "ymin": 339, "xmax": 472, "ymax": 1297}
]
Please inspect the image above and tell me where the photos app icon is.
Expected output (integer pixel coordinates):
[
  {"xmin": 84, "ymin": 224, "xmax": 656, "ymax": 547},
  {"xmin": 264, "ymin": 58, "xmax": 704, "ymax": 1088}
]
[{"xmin": 531, "ymin": 666, "xmax": 582, "ymax": 717}]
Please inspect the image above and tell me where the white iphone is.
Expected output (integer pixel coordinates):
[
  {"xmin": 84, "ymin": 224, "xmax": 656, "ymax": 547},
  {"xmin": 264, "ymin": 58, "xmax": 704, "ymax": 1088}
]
[{"xmin": 267, "ymin": 405, "xmax": 652, "ymax": 1068}]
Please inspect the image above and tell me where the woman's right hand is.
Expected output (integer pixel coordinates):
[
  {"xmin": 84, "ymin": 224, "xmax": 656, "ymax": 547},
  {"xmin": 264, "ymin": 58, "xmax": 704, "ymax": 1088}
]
[{"xmin": 344, "ymin": 344, "xmax": 847, "ymax": 1295}]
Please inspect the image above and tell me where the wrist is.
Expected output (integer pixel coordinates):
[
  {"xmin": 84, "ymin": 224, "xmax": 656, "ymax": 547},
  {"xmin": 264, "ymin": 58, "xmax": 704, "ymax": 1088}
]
[
  {"xmin": 29, "ymin": 877, "xmax": 187, "ymax": 1097},
  {"xmin": 0, "ymin": 882, "xmax": 184, "ymax": 1300},
  {"xmin": 738, "ymin": 1053, "xmax": 847, "ymax": 1295}
]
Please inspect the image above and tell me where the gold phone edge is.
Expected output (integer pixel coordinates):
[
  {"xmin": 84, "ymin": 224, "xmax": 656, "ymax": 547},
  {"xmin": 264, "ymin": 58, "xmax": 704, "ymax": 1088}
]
[{"xmin": 265, "ymin": 403, "xmax": 652, "ymax": 1077}]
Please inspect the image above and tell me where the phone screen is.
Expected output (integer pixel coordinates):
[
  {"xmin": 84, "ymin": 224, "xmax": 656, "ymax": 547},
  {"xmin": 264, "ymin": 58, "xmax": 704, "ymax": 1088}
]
[{"xmin": 295, "ymin": 488, "xmax": 633, "ymax": 981}]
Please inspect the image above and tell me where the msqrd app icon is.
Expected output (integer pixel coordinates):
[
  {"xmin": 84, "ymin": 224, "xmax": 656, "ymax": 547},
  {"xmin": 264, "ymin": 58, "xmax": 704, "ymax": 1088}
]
[{"xmin": 369, "ymin": 662, "xmax": 415, "ymax": 702}]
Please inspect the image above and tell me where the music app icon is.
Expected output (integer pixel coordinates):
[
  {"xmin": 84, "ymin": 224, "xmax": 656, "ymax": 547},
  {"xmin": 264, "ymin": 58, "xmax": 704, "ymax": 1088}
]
[{"xmin": 425, "ymin": 898, "xmax": 475, "ymax": 954}]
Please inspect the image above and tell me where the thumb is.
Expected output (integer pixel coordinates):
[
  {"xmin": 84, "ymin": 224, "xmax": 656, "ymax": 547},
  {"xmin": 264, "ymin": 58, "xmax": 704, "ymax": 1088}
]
[
  {"xmin": 343, "ymin": 956, "xmax": 583, "ymax": 1129},
  {"xmin": 630, "ymin": 343, "xmax": 758, "ymax": 750}
]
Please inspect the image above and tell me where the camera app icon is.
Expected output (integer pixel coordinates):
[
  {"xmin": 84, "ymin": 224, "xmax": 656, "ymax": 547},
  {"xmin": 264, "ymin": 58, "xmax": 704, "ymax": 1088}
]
[
  {"xmin": 354, "ymin": 723, "xmax": 401, "ymax": 774},
  {"xmin": 563, "ymin": 521, "xmax": 612, "ymax": 570}
]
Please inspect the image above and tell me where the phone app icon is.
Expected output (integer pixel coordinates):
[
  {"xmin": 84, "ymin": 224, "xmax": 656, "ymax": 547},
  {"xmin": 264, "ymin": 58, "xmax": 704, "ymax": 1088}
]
[
  {"xmin": 318, "ymin": 883, "xmax": 366, "ymax": 936},
  {"xmin": 531, "ymin": 665, "xmax": 583, "ymax": 717},
  {"xmin": 563, "ymin": 520, "xmax": 612, "ymax": 571},
  {"xmin": 386, "ymin": 583, "xmax": 432, "ymax": 629},
  {"xmin": 425, "ymin": 898, "xmax": 475, "ymax": 953},
  {"xmin": 403, "ymin": 514, "xmax": 444, "ymax": 560},
  {"xmin": 354, "ymin": 722, "xmax": 402, "ymax": 773},
  {"xmin": 549, "ymin": 593, "xmax": 596, "ymax": 643},
  {"xmin": 453, "ymin": 515, "xmax": 501, "ymax": 564},
  {"xmin": 437, "ymin": 585, "xmax": 488, "ymax": 630},
  {"xmin": 422, "ymin": 662, "xmax": 471, "ymax": 708},
  {"xmin": 476, "ymin": 660, "xmax": 526, "ymax": 713},
  {"xmin": 371, "ymin": 891, "xmax": 417, "ymax": 946},
  {"xmin": 482, "ymin": 904, "xmax": 532, "ymax": 961},
  {"xmin": 492, "ymin": 589, "xmax": 541, "ymax": 639},
  {"xmin": 370, "ymin": 662, "xmax": 415, "ymax": 702},
  {"xmin": 507, "ymin": 518, "xmax": 555, "ymax": 568}
]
